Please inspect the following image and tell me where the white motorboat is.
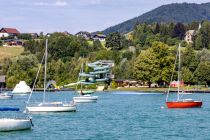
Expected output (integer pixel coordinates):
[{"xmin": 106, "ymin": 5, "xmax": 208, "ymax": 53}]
[
  {"xmin": 26, "ymin": 102, "xmax": 76, "ymax": 112},
  {"xmin": 0, "ymin": 118, "xmax": 32, "ymax": 132},
  {"xmin": 73, "ymin": 95, "xmax": 98, "ymax": 103},
  {"xmin": 26, "ymin": 39, "xmax": 76, "ymax": 113},
  {"xmin": 12, "ymin": 81, "xmax": 31, "ymax": 94},
  {"xmin": 0, "ymin": 92, "xmax": 13, "ymax": 99}
]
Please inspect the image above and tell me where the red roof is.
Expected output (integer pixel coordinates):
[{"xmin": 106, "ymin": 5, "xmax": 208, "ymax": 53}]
[{"xmin": 0, "ymin": 28, "xmax": 20, "ymax": 34}]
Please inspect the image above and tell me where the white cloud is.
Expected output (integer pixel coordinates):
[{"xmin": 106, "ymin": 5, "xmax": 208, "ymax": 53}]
[
  {"xmin": 55, "ymin": 0, "xmax": 68, "ymax": 6},
  {"xmin": 34, "ymin": 2, "xmax": 49, "ymax": 6}
]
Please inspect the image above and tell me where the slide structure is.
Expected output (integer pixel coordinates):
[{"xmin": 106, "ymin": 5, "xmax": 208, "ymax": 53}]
[{"xmin": 64, "ymin": 60, "xmax": 114, "ymax": 87}]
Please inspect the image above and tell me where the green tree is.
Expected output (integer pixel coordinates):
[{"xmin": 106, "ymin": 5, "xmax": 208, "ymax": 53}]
[
  {"xmin": 106, "ymin": 32, "xmax": 127, "ymax": 50},
  {"xmin": 181, "ymin": 67, "xmax": 194, "ymax": 85},
  {"xmin": 92, "ymin": 40, "xmax": 103, "ymax": 51},
  {"xmin": 172, "ymin": 22, "xmax": 186, "ymax": 39},
  {"xmin": 6, "ymin": 55, "xmax": 38, "ymax": 88},
  {"xmin": 182, "ymin": 46, "xmax": 199, "ymax": 72},
  {"xmin": 133, "ymin": 48, "xmax": 159, "ymax": 87},
  {"xmin": 200, "ymin": 21, "xmax": 210, "ymax": 49},
  {"xmin": 194, "ymin": 61, "xmax": 210, "ymax": 86},
  {"xmin": 17, "ymin": 34, "xmax": 32, "ymax": 40}
]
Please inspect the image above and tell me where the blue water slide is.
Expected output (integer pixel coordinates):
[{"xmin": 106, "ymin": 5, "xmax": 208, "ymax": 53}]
[
  {"xmin": 89, "ymin": 70, "xmax": 109, "ymax": 74},
  {"xmin": 95, "ymin": 78, "xmax": 109, "ymax": 82},
  {"xmin": 79, "ymin": 73, "xmax": 95, "ymax": 77},
  {"xmin": 93, "ymin": 66, "xmax": 110, "ymax": 71}
]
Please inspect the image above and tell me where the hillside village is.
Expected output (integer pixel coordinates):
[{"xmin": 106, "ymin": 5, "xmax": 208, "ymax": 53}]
[
  {"xmin": 0, "ymin": 28, "xmax": 106, "ymax": 47},
  {"xmin": 0, "ymin": 19, "xmax": 210, "ymax": 89}
]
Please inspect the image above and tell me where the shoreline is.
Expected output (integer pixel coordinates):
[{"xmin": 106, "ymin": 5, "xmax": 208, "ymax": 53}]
[{"xmin": 4, "ymin": 87, "xmax": 210, "ymax": 93}]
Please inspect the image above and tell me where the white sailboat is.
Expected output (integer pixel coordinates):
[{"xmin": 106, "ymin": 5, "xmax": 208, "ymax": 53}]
[
  {"xmin": 0, "ymin": 118, "xmax": 32, "ymax": 132},
  {"xmin": 26, "ymin": 39, "xmax": 76, "ymax": 112}
]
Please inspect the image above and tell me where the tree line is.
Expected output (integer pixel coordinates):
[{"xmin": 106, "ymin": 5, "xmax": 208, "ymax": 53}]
[{"xmin": 1, "ymin": 20, "xmax": 210, "ymax": 88}]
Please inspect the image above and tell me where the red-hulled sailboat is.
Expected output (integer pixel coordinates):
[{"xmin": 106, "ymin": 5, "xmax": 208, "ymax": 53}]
[{"xmin": 165, "ymin": 44, "xmax": 202, "ymax": 108}]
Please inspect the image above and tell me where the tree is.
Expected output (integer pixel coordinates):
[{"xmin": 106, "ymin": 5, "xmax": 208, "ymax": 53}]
[
  {"xmin": 6, "ymin": 55, "xmax": 38, "ymax": 88},
  {"xmin": 172, "ymin": 22, "xmax": 186, "ymax": 39},
  {"xmin": 17, "ymin": 34, "xmax": 32, "ymax": 40},
  {"xmin": 154, "ymin": 23, "xmax": 160, "ymax": 34},
  {"xmin": 194, "ymin": 61, "xmax": 210, "ymax": 86},
  {"xmin": 194, "ymin": 34, "xmax": 203, "ymax": 50},
  {"xmin": 151, "ymin": 42, "xmax": 174, "ymax": 85},
  {"xmin": 182, "ymin": 46, "xmax": 199, "ymax": 72},
  {"xmin": 106, "ymin": 32, "xmax": 127, "ymax": 50},
  {"xmin": 133, "ymin": 48, "xmax": 159, "ymax": 87},
  {"xmin": 92, "ymin": 40, "xmax": 103, "ymax": 51},
  {"xmin": 200, "ymin": 21, "xmax": 210, "ymax": 49},
  {"xmin": 181, "ymin": 67, "xmax": 194, "ymax": 85}
]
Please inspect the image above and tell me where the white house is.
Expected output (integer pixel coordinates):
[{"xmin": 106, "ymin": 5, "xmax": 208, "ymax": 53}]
[
  {"xmin": 0, "ymin": 28, "xmax": 20, "ymax": 38},
  {"xmin": 184, "ymin": 30, "xmax": 196, "ymax": 44},
  {"xmin": 184, "ymin": 23, "xmax": 202, "ymax": 44}
]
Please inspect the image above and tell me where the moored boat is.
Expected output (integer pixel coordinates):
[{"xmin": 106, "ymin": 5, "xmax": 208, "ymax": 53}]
[
  {"xmin": 26, "ymin": 39, "xmax": 76, "ymax": 113},
  {"xmin": 166, "ymin": 99, "xmax": 202, "ymax": 108},
  {"xmin": 165, "ymin": 44, "xmax": 202, "ymax": 108},
  {"xmin": 26, "ymin": 102, "xmax": 76, "ymax": 112},
  {"xmin": 73, "ymin": 95, "xmax": 98, "ymax": 103},
  {"xmin": 0, "ymin": 92, "xmax": 13, "ymax": 99},
  {"xmin": 0, "ymin": 118, "xmax": 32, "ymax": 132}
]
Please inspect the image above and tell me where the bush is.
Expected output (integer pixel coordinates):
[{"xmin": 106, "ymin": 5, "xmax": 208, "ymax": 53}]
[{"xmin": 110, "ymin": 81, "xmax": 118, "ymax": 89}]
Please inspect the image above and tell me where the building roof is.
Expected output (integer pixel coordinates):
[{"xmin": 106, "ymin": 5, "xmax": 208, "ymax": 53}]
[
  {"xmin": 185, "ymin": 30, "xmax": 195, "ymax": 35},
  {"xmin": 0, "ymin": 75, "xmax": 6, "ymax": 83},
  {"xmin": 92, "ymin": 34, "xmax": 106, "ymax": 38},
  {"xmin": 75, "ymin": 31, "xmax": 90, "ymax": 36},
  {"xmin": 0, "ymin": 28, "xmax": 20, "ymax": 34}
]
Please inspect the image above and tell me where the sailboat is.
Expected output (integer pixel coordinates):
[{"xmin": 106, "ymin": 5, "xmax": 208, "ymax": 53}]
[
  {"xmin": 26, "ymin": 39, "xmax": 76, "ymax": 112},
  {"xmin": 166, "ymin": 44, "xmax": 202, "ymax": 108},
  {"xmin": 73, "ymin": 63, "xmax": 98, "ymax": 103}
]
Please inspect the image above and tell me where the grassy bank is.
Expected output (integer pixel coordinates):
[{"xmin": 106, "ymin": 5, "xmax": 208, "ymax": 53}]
[
  {"xmin": 0, "ymin": 46, "xmax": 24, "ymax": 61},
  {"xmin": 111, "ymin": 86, "xmax": 210, "ymax": 92}
]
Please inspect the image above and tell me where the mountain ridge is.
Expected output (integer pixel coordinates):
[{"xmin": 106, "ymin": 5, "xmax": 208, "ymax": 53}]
[{"xmin": 103, "ymin": 2, "xmax": 210, "ymax": 35}]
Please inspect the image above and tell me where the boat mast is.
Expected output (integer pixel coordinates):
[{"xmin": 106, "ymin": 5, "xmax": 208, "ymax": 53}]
[
  {"xmin": 43, "ymin": 39, "xmax": 48, "ymax": 103},
  {"xmin": 177, "ymin": 43, "xmax": 181, "ymax": 101},
  {"xmin": 81, "ymin": 62, "xmax": 84, "ymax": 90}
]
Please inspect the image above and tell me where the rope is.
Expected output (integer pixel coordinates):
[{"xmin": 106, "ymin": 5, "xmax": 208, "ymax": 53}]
[{"xmin": 26, "ymin": 52, "xmax": 45, "ymax": 105}]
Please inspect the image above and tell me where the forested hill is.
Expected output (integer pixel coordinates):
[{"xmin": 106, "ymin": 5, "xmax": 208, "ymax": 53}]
[{"xmin": 103, "ymin": 2, "xmax": 210, "ymax": 35}]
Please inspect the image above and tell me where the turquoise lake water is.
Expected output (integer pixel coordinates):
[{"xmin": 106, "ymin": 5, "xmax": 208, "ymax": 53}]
[{"xmin": 0, "ymin": 91, "xmax": 210, "ymax": 140}]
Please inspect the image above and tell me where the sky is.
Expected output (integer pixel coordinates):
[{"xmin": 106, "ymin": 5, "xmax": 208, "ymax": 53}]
[{"xmin": 0, "ymin": 0, "xmax": 209, "ymax": 34}]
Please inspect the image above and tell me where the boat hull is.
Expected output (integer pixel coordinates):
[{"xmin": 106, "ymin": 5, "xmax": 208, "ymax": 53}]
[
  {"xmin": 73, "ymin": 96, "xmax": 98, "ymax": 103},
  {"xmin": 0, "ymin": 118, "xmax": 32, "ymax": 132},
  {"xmin": 26, "ymin": 106, "xmax": 76, "ymax": 112},
  {"xmin": 166, "ymin": 101, "xmax": 202, "ymax": 108}
]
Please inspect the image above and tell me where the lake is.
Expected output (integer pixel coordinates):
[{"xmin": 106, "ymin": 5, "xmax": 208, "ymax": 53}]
[{"xmin": 0, "ymin": 91, "xmax": 210, "ymax": 140}]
